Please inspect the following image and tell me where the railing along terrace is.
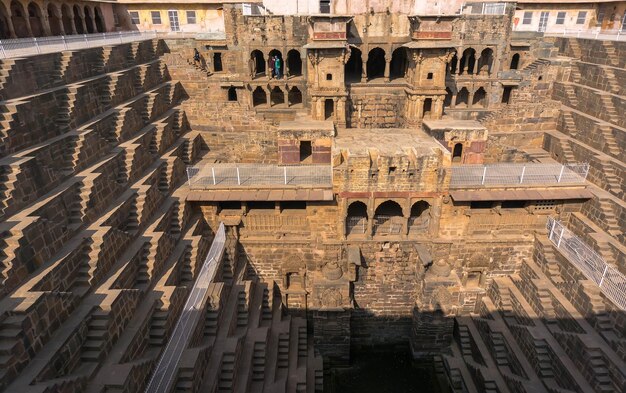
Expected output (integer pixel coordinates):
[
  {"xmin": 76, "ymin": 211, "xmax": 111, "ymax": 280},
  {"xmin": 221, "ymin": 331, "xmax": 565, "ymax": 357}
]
[
  {"xmin": 187, "ymin": 164, "xmax": 333, "ymax": 188},
  {"xmin": 145, "ymin": 222, "xmax": 226, "ymax": 393},
  {"xmin": 346, "ymin": 216, "xmax": 367, "ymax": 235},
  {"xmin": 373, "ymin": 215, "xmax": 404, "ymax": 235},
  {"xmin": 0, "ymin": 31, "xmax": 158, "ymax": 59},
  {"xmin": 449, "ymin": 163, "xmax": 589, "ymax": 188},
  {"xmin": 547, "ymin": 217, "xmax": 625, "ymax": 310},
  {"xmin": 545, "ymin": 28, "xmax": 626, "ymax": 41}
]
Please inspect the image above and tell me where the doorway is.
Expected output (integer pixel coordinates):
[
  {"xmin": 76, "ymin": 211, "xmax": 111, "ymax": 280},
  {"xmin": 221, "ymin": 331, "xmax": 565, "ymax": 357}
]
[{"xmin": 324, "ymin": 99, "xmax": 334, "ymax": 120}]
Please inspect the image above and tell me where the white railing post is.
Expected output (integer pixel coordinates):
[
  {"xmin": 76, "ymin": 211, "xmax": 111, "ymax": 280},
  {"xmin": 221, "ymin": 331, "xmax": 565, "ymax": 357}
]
[
  {"xmin": 557, "ymin": 164, "xmax": 565, "ymax": 182},
  {"xmin": 83, "ymin": 34, "xmax": 88, "ymax": 45},
  {"xmin": 119, "ymin": 31, "xmax": 123, "ymax": 43},
  {"xmin": 63, "ymin": 35, "xmax": 68, "ymax": 50},
  {"xmin": 284, "ymin": 167, "xmax": 287, "ymax": 185},
  {"xmin": 481, "ymin": 166, "xmax": 487, "ymax": 185},
  {"xmin": 34, "ymin": 37, "xmax": 40, "ymax": 54},
  {"xmin": 548, "ymin": 217, "xmax": 555, "ymax": 241},
  {"xmin": 236, "ymin": 167, "xmax": 240, "ymax": 185},
  {"xmin": 598, "ymin": 265, "xmax": 609, "ymax": 287},
  {"xmin": 520, "ymin": 165, "xmax": 526, "ymax": 184},
  {"xmin": 557, "ymin": 225, "xmax": 565, "ymax": 248},
  {"xmin": 0, "ymin": 40, "xmax": 6, "ymax": 58},
  {"xmin": 211, "ymin": 167, "xmax": 216, "ymax": 185}
]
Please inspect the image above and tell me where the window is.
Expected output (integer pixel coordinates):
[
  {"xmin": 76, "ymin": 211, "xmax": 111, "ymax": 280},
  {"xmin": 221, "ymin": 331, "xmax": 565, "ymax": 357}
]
[
  {"xmin": 522, "ymin": 11, "xmax": 533, "ymax": 24},
  {"xmin": 227, "ymin": 86, "xmax": 237, "ymax": 102},
  {"xmin": 501, "ymin": 200, "xmax": 527, "ymax": 209},
  {"xmin": 470, "ymin": 201, "xmax": 495, "ymax": 209},
  {"xmin": 130, "ymin": 11, "xmax": 140, "ymax": 25},
  {"xmin": 186, "ymin": 10, "xmax": 196, "ymax": 24},
  {"xmin": 427, "ymin": 72, "xmax": 433, "ymax": 80},
  {"xmin": 113, "ymin": 13, "xmax": 120, "ymax": 27},
  {"xmin": 320, "ymin": 0, "xmax": 331, "ymax": 14},
  {"xmin": 281, "ymin": 201, "xmax": 306, "ymax": 210},
  {"xmin": 213, "ymin": 53, "xmax": 223, "ymax": 72},
  {"xmin": 556, "ymin": 11, "xmax": 566, "ymax": 25},
  {"xmin": 388, "ymin": 166, "xmax": 397, "ymax": 175},
  {"xmin": 576, "ymin": 11, "xmax": 587, "ymax": 24},
  {"xmin": 326, "ymin": 73, "xmax": 333, "ymax": 80},
  {"xmin": 151, "ymin": 11, "xmax": 161, "ymax": 25},
  {"xmin": 300, "ymin": 141, "xmax": 312, "ymax": 162},
  {"xmin": 596, "ymin": 10, "xmax": 605, "ymax": 26}
]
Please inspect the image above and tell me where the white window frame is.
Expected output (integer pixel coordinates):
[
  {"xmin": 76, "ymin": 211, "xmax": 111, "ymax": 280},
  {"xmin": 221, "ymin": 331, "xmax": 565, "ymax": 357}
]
[
  {"xmin": 576, "ymin": 11, "xmax": 587, "ymax": 25},
  {"xmin": 168, "ymin": 10, "xmax": 180, "ymax": 32},
  {"xmin": 151, "ymin": 11, "xmax": 162, "ymax": 25},
  {"xmin": 130, "ymin": 11, "xmax": 140, "ymax": 25},
  {"xmin": 555, "ymin": 12, "xmax": 566, "ymax": 25},
  {"xmin": 186, "ymin": 10, "xmax": 196, "ymax": 24},
  {"xmin": 522, "ymin": 11, "xmax": 533, "ymax": 25}
]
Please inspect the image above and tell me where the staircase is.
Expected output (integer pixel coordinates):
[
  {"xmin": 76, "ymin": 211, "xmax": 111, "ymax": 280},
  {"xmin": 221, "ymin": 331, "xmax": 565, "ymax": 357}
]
[{"xmin": 81, "ymin": 311, "xmax": 109, "ymax": 362}]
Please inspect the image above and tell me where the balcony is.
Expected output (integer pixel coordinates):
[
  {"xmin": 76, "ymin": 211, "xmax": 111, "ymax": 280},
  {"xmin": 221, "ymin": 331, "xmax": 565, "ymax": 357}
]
[{"xmin": 187, "ymin": 163, "xmax": 333, "ymax": 189}]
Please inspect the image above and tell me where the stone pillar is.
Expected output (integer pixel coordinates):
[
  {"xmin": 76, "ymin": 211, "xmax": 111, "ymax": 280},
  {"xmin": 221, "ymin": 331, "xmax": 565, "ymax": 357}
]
[
  {"xmin": 361, "ymin": 56, "xmax": 368, "ymax": 82},
  {"xmin": 42, "ymin": 15, "xmax": 52, "ymax": 36},
  {"xmin": 468, "ymin": 91, "xmax": 475, "ymax": 108},
  {"xmin": 337, "ymin": 97, "xmax": 347, "ymax": 128},
  {"xmin": 461, "ymin": 55, "xmax": 468, "ymax": 75},
  {"xmin": 416, "ymin": 96, "xmax": 424, "ymax": 119},
  {"xmin": 451, "ymin": 94, "xmax": 457, "ymax": 108},
  {"xmin": 266, "ymin": 54, "xmax": 272, "ymax": 79},
  {"xmin": 473, "ymin": 56, "xmax": 480, "ymax": 75},
  {"xmin": 402, "ymin": 203, "xmax": 410, "ymax": 238},
  {"xmin": 333, "ymin": 98, "xmax": 338, "ymax": 122},
  {"xmin": 24, "ymin": 14, "xmax": 34, "ymax": 37},
  {"xmin": 68, "ymin": 10, "xmax": 77, "ymax": 34},
  {"xmin": 366, "ymin": 203, "xmax": 374, "ymax": 240},
  {"xmin": 384, "ymin": 55, "xmax": 391, "ymax": 82},
  {"xmin": 6, "ymin": 12, "xmax": 16, "ymax": 38}
]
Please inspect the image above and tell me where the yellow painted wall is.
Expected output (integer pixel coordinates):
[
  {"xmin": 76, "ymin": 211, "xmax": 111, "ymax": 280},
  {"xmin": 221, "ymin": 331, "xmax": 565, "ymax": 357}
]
[{"xmin": 125, "ymin": 4, "xmax": 224, "ymax": 33}]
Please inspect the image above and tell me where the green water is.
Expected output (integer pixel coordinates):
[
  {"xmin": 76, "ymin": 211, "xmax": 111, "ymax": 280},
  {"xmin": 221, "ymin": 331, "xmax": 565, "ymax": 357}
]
[{"xmin": 329, "ymin": 350, "xmax": 443, "ymax": 393}]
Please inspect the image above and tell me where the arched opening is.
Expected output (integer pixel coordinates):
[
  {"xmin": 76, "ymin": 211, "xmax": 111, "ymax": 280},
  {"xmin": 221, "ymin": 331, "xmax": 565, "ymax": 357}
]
[
  {"xmin": 94, "ymin": 7, "xmax": 105, "ymax": 33},
  {"xmin": 11, "ymin": 1, "xmax": 29, "ymax": 38},
  {"xmin": 366, "ymin": 47, "xmax": 386, "ymax": 80},
  {"xmin": 448, "ymin": 53, "xmax": 458, "ymax": 76},
  {"xmin": 374, "ymin": 201, "xmax": 403, "ymax": 235},
  {"xmin": 502, "ymin": 86, "xmax": 514, "ymax": 104},
  {"xmin": 456, "ymin": 87, "xmax": 469, "ymax": 108},
  {"xmin": 409, "ymin": 200, "xmax": 430, "ymax": 233},
  {"xmin": 390, "ymin": 47, "xmax": 407, "ymax": 80},
  {"xmin": 252, "ymin": 86, "xmax": 267, "ymax": 107},
  {"xmin": 510, "ymin": 53, "xmax": 520, "ymax": 70},
  {"xmin": 324, "ymin": 99, "xmax": 334, "ymax": 120},
  {"xmin": 460, "ymin": 48, "xmax": 476, "ymax": 75},
  {"xmin": 227, "ymin": 86, "xmax": 237, "ymax": 102},
  {"xmin": 423, "ymin": 98, "xmax": 433, "ymax": 119},
  {"xmin": 47, "ymin": 4, "xmax": 61, "ymax": 36},
  {"xmin": 479, "ymin": 48, "xmax": 493, "ymax": 75},
  {"xmin": 73, "ymin": 5, "xmax": 84, "ymax": 34},
  {"xmin": 344, "ymin": 46, "xmax": 362, "ymax": 83},
  {"xmin": 288, "ymin": 87, "xmax": 302, "ymax": 107},
  {"xmin": 251, "ymin": 50, "xmax": 265, "ymax": 78},
  {"xmin": 0, "ymin": 3, "xmax": 12, "ymax": 38},
  {"xmin": 452, "ymin": 143, "xmax": 463, "ymax": 163},
  {"xmin": 84, "ymin": 6, "xmax": 94, "ymax": 33},
  {"xmin": 270, "ymin": 86, "xmax": 284, "ymax": 106},
  {"xmin": 286, "ymin": 49, "xmax": 302, "ymax": 77},
  {"xmin": 268, "ymin": 49, "xmax": 283, "ymax": 79},
  {"xmin": 346, "ymin": 201, "xmax": 368, "ymax": 236},
  {"xmin": 444, "ymin": 88, "xmax": 453, "ymax": 108},
  {"xmin": 61, "ymin": 5, "xmax": 72, "ymax": 35},
  {"xmin": 472, "ymin": 87, "xmax": 487, "ymax": 108},
  {"xmin": 27, "ymin": 2, "xmax": 43, "ymax": 37}
]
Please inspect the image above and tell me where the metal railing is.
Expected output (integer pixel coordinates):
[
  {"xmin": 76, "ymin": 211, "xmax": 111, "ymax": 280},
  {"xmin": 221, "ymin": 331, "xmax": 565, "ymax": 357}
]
[
  {"xmin": 544, "ymin": 28, "xmax": 626, "ymax": 41},
  {"xmin": 449, "ymin": 163, "xmax": 589, "ymax": 188},
  {"xmin": 346, "ymin": 216, "xmax": 367, "ymax": 235},
  {"xmin": 145, "ymin": 222, "xmax": 226, "ymax": 393},
  {"xmin": 547, "ymin": 217, "xmax": 625, "ymax": 310},
  {"xmin": 373, "ymin": 215, "xmax": 404, "ymax": 235},
  {"xmin": 0, "ymin": 31, "xmax": 158, "ymax": 59},
  {"xmin": 187, "ymin": 164, "xmax": 333, "ymax": 189}
]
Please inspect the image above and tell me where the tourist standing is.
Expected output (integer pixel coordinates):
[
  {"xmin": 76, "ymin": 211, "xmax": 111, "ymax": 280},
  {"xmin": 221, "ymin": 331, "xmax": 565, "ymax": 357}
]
[
  {"xmin": 275, "ymin": 56, "xmax": 282, "ymax": 79},
  {"xmin": 269, "ymin": 56, "xmax": 276, "ymax": 78}
]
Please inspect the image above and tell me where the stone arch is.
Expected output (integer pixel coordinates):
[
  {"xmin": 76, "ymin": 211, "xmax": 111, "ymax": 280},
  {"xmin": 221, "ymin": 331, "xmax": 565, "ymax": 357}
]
[
  {"xmin": 94, "ymin": 6, "xmax": 104, "ymax": 33},
  {"xmin": 288, "ymin": 86, "xmax": 302, "ymax": 106},
  {"xmin": 456, "ymin": 87, "xmax": 469, "ymax": 108},
  {"xmin": 286, "ymin": 49, "xmax": 301, "ymax": 76},
  {"xmin": 72, "ymin": 5, "xmax": 84, "ymax": 34},
  {"xmin": 11, "ymin": 0, "xmax": 29, "ymax": 38},
  {"xmin": 47, "ymin": 3, "xmax": 62, "ymax": 35},
  {"xmin": 0, "ymin": 2, "xmax": 12, "ymax": 38},
  {"xmin": 510, "ymin": 53, "xmax": 520, "ymax": 70},
  {"xmin": 479, "ymin": 48, "xmax": 494, "ymax": 75},
  {"xmin": 472, "ymin": 87, "xmax": 487, "ymax": 108},
  {"xmin": 270, "ymin": 86, "xmax": 284, "ymax": 106},
  {"xmin": 390, "ymin": 47, "xmax": 407, "ymax": 79},
  {"xmin": 346, "ymin": 201, "xmax": 368, "ymax": 236},
  {"xmin": 452, "ymin": 143, "xmax": 463, "ymax": 163},
  {"xmin": 83, "ymin": 6, "xmax": 94, "ymax": 33},
  {"xmin": 27, "ymin": 2, "xmax": 44, "ymax": 37},
  {"xmin": 366, "ymin": 47, "xmax": 386, "ymax": 80},
  {"xmin": 61, "ymin": 4, "xmax": 72, "ymax": 34},
  {"xmin": 374, "ymin": 200, "xmax": 403, "ymax": 235},
  {"xmin": 344, "ymin": 46, "xmax": 362, "ymax": 82},
  {"xmin": 252, "ymin": 86, "xmax": 267, "ymax": 107},
  {"xmin": 460, "ymin": 48, "xmax": 477, "ymax": 75},
  {"xmin": 251, "ymin": 50, "xmax": 265, "ymax": 77},
  {"xmin": 268, "ymin": 49, "xmax": 283, "ymax": 77},
  {"xmin": 409, "ymin": 200, "xmax": 430, "ymax": 233}
]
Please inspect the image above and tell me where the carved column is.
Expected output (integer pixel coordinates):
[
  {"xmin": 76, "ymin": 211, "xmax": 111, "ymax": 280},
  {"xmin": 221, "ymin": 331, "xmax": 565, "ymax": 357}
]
[
  {"xmin": 384, "ymin": 55, "xmax": 391, "ymax": 82},
  {"xmin": 474, "ymin": 56, "xmax": 480, "ymax": 75},
  {"xmin": 337, "ymin": 97, "xmax": 347, "ymax": 128},
  {"xmin": 361, "ymin": 56, "xmax": 368, "ymax": 82},
  {"xmin": 468, "ymin": 90, "xmax": 475, "ymax": 108},
  {"xmin": 366, "ymin": 202, "xmax": 374, "ymax": 240},
  {"xmin": 68, "ymin": 10, "xmax": 77, "ymax": 34},
  {"xmin": 435, "ymin": 97, "xmax": 443, "ymax": 119},
  {"xmin": 451, "ymin": 94, "xmax": 457, "ymax": 108},
  {"xmin": 416, "ymin": 96, "xmax": 424, "ymax": 120},
  {"xmin": 6, "ymin": 11, "xmax": 16, "ymax": 38}
]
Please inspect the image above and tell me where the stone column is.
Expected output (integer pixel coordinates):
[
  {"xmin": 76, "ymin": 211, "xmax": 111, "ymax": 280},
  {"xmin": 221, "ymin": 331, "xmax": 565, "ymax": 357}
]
[
  {"xmin": 473, "ymin": 56, "xmax": 480, "ymax": 75},
  {"xmin": 361, "ymin": 56, "xmax": 368, "ymax": 82},
  {"xmin": 416, "ymin": 96, "xmax": 424, "ymax": 120},
  {"xmin": 384, "ymin": 55, "xmax": 391, "ymax": 82},
  {"xmin": 366, "ymin": 202, "xmax": 374, "ymax": 240},
  {"xmin": 451, "ymin": 94, "xmax": 457, "ymax": 108},
  {"xmin": 6, "ymin": 12, "xmax": 16, "ymax": 38},
  {"xmin": 402, "ymin": 203, "xmax": 410, "ymax": 238},
  {"xmin": 461, "ymin": 54, "xmax": 468, "ymax": 75},
  {"xmin": 266, "ymin": 54, "xmax": 272, "ymax": 79},
  {"xmin": 24, "ymin": 14, "xmax": 34, "ymax": 37},
  {"xmin": 42, "ymin": 15, "xmax": 52, "ymax": 36},
  {"xmin": 435, "ymin": 97, "xmax": 443, "ymax": 119},
  {"xmin": 68, "ymin": 10, "xmax": 77, "ymax": 34},
  {"xmin": 468, "ymin": 91, "xmax": 475, "ymax": 108},
  {"xmin": 337, "ymin": 97, "xmax": 347, "ymax": 128}
]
